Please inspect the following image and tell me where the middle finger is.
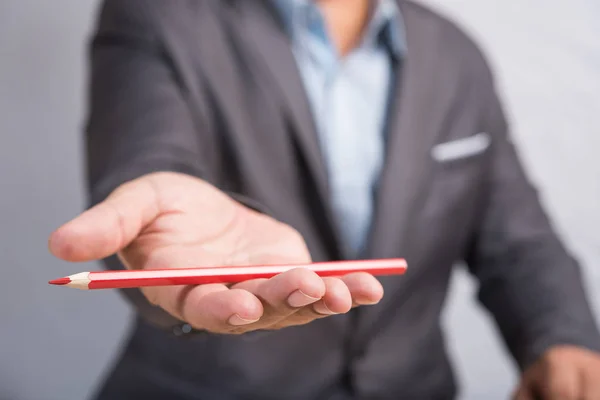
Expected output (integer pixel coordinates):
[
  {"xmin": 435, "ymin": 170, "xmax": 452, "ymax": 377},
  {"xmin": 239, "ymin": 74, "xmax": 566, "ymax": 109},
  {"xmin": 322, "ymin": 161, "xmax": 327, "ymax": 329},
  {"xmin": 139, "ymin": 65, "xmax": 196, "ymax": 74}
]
[{"xmin": 231, "ymin": 267, "xmax": 326, "ymax": 326}]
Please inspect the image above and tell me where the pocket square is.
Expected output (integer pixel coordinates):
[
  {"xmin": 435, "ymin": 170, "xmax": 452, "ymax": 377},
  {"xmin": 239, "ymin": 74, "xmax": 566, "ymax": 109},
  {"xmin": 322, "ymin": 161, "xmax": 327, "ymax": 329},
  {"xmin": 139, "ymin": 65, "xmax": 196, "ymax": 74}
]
[{"xmin": 431, "ymin": 132, "xmax": 491, "ymax": 163}]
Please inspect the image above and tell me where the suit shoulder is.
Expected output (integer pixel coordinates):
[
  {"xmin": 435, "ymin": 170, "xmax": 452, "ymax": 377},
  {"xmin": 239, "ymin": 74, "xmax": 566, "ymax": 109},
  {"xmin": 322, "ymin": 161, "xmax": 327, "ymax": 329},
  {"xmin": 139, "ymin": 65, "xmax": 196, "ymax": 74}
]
[
  {"xmin": 94, "ymin": 0, "xmax": 211, "ymax": 33},
  {"xmin": 401, "ymin": 1, "xmax": 495, "ymax": 82},
  {"xmin": 98, "ymin": 0, "xmax": 208, "ymax": 16}
]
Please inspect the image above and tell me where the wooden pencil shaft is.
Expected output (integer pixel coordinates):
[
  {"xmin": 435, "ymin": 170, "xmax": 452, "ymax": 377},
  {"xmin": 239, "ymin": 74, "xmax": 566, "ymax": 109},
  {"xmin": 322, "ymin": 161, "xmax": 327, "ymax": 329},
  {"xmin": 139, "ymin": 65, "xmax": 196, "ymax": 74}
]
[{"xmin": 53, "ymin": 259, "xmax": 407, "ymax": 290}]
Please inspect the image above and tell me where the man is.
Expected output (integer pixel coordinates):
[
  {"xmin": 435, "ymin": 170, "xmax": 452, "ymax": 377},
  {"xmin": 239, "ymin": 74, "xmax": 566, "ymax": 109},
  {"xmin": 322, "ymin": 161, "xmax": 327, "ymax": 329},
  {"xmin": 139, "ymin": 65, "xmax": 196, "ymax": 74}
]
[{"xmin": 49, "ymin": 0, "xmax": 600, "ymax": 399}]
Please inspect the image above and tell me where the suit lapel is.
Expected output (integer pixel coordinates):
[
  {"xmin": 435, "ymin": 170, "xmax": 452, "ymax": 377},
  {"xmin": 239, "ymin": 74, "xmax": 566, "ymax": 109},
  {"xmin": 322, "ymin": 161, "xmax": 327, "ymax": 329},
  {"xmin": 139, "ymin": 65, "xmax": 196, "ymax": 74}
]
[
  {"xmin": 366, "ymin": 4, "xmax": 454, "ymax": 260},
  {"xmin": 236, "ymin": 2, "xmax": 330, "ymax": 207},
  {"xmin": 233, "ymin": 1, "xmax": 344, "ymax": 258},
  {"xmin": 353, "ymin": 2, "xmax": 464, "ymax": 343},
  {"xmin": 233, "ymin": 0, "xmax": 458, "ymax": 264}
]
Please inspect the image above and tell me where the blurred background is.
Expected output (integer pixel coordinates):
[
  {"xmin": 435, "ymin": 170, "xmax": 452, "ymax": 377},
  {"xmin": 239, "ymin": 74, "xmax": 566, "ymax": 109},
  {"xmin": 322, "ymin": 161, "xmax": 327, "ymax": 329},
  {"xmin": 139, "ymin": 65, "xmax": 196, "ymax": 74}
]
[{"xmin": 1, "ymin": 0, "xmax": 598, "ymax": 399}]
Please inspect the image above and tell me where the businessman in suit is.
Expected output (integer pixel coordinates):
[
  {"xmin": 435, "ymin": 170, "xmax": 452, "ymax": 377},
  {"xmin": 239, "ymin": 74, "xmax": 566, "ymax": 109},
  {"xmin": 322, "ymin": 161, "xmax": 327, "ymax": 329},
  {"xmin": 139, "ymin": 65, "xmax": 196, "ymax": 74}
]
[{"xmin": 49, "ymin": 0, "xmax": 600, "ymax": 399}]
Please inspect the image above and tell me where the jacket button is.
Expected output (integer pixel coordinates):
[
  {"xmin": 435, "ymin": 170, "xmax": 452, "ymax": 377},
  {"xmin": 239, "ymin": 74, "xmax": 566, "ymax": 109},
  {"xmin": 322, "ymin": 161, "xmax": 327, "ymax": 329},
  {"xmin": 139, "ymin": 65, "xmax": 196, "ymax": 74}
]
[{"xmin": 172, "ymin": 323, "xmax": 194, "ymax": 336}]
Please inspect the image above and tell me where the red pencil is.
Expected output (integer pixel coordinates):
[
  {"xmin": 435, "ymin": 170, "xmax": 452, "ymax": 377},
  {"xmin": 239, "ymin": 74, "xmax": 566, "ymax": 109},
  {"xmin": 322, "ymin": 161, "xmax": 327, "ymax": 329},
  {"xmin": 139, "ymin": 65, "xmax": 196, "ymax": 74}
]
[{"xmin": 49, "ymin": 259, "xmax": 407, "ymax": 290}]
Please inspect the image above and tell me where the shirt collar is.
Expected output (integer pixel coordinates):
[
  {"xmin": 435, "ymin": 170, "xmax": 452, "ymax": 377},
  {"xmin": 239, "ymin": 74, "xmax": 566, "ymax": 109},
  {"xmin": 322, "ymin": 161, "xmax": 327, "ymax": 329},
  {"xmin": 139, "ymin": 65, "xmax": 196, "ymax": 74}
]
[{"xmin": 272, "ymin": 0, "xmax": 407, "ymax": 59}]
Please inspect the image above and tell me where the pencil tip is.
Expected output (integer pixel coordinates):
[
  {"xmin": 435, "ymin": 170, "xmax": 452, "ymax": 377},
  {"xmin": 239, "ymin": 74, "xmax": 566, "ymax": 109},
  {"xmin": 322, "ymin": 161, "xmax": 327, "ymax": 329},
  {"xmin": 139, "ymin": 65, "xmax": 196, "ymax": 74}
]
[{"xmin": 49, "ymin": 277, "xmax": 71, "ymax": 286}]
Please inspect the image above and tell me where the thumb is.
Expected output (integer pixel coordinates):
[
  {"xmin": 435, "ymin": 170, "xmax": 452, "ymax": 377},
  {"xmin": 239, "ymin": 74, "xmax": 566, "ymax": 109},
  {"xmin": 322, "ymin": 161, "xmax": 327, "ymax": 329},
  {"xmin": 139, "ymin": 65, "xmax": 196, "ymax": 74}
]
[{"xmin": 49, "ymin": 178, "xmax": 160, "ymax": 262}]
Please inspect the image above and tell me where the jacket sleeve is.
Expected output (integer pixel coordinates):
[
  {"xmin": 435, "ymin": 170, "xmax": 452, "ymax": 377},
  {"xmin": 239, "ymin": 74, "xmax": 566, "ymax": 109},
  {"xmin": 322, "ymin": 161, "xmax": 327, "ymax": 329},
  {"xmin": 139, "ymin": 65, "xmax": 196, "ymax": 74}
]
[
  {"xmin": 465, "ymin": 66, "xmax": 600, "ymax": 370},
  {"xmin": 85, "ymin": 0, "xmax": 268, "ymax": 332}
]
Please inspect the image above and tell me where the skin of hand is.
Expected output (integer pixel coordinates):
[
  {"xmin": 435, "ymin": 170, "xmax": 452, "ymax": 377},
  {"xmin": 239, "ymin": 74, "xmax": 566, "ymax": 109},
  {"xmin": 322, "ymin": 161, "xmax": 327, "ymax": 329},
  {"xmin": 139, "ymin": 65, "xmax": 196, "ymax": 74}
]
[
  {"xmin": 513, "ymin": 345, "xmax": 600, "ymax": 400},
  {"xmin": 48, "ymin": 172, "xmax": 384, "ymax": 334}
]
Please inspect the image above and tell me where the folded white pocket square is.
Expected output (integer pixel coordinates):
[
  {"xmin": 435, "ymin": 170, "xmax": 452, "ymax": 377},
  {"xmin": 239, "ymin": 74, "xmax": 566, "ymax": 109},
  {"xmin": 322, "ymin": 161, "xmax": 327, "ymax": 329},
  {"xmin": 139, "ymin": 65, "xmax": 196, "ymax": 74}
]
[{"xmin": 431, "ymin": 132, "xmax": 491, "ymax": 163}]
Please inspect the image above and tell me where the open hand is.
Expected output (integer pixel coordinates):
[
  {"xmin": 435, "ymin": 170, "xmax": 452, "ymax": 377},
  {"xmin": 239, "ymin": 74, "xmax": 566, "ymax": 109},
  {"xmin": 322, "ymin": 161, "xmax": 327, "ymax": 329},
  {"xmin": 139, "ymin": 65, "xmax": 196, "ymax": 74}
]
[
  {"xmin": 513, "ymin": 345, "xmax": 600, "ymax": 400},
  {"xmin": 49, "ymin": 172, "xmax": 384, "ymax": 333}
]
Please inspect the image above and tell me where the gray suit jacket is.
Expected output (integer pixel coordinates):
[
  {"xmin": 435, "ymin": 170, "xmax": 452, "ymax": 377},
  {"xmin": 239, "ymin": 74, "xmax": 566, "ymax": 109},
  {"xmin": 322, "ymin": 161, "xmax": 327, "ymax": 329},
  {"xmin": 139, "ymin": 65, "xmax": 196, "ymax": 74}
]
[{"xmin": 86, "ymin": 1, "xmax": 600, "ymax": 399}]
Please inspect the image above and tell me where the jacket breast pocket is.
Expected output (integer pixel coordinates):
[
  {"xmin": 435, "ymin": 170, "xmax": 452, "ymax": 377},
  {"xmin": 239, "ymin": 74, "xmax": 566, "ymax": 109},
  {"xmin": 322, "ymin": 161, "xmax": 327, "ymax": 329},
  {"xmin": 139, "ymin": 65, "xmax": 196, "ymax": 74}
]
[
  {"xmin": 431, "ymin": 132, "xmax": 491, "ymax": 165},
  {"xmin": 420, "ymin": 134, "xmax": 492, "ymax": 237}
]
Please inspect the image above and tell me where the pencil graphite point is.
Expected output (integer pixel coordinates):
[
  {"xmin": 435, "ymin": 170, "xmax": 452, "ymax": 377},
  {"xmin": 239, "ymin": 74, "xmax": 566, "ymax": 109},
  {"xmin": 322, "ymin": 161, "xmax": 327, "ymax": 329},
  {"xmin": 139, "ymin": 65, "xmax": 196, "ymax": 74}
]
[{"xmin": 48, "ymin": 277, "xmax": 71, "ymax": 286}]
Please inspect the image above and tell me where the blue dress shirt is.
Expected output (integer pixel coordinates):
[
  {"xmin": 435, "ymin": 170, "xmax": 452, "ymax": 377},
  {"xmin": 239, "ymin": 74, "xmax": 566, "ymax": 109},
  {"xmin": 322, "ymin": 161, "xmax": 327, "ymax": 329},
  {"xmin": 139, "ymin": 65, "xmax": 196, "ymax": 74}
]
[{"xmin": 273, "ymin": 0, "xmax": 406, "ymax": 257}]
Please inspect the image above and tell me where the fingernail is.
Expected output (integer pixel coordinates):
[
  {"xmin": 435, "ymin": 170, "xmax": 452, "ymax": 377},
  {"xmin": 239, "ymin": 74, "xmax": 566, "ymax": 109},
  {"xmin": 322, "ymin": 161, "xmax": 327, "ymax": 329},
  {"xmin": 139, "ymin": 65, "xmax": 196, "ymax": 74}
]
[
  {"xmin": 313, "ymin": 302, "xmax": 337, "ymax": 315},
  {"xmin": 356, "ymin": 299, "xmax": 380, "ymax": 306},
  {"xmin": 228, "ymin": 314, "xmax": 259, "ymax": 326},
  {"xmin": 287, "ymin": 290, "xmax": 321, "ymax": 308}
]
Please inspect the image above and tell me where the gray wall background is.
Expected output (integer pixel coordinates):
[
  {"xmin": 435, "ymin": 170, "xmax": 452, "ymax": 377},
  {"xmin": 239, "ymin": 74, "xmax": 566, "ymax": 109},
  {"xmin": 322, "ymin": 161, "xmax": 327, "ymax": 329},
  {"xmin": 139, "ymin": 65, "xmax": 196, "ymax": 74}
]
[{"xmin": 1, "ymin": 0, "xmax": 598, "ymax": 399}]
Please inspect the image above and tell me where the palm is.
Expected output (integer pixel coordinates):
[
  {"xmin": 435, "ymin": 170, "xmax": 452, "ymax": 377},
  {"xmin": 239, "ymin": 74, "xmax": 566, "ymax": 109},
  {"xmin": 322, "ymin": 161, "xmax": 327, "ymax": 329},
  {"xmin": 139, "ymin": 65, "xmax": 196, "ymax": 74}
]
[
  {"xmin": 50, "ymin": 172, "xmax": 383, "ymax": 334},
  {"xmin": 118, "ymin": 173, "xmax": 310, "ymax": 272}
]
